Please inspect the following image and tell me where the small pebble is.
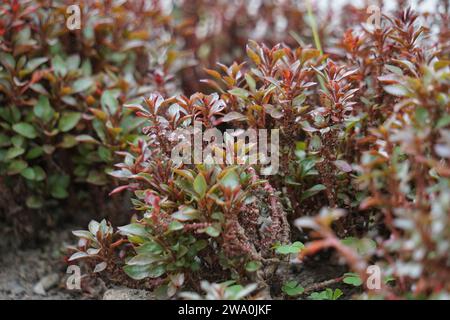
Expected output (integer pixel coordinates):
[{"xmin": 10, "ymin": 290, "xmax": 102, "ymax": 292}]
[{"xmin": 33, "ymin": 273, "xmax": 60, "ymax": 296}]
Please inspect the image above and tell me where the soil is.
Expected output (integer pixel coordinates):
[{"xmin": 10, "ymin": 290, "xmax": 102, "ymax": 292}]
[{"xmin": 0, "ymin": 225, "xmax": 89, "ymax": 300}]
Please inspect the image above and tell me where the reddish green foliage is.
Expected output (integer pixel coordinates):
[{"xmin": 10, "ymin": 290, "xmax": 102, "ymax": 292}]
[{"xmin": 1, "ymin": 0, "xmax": 449, "ymax": 299}]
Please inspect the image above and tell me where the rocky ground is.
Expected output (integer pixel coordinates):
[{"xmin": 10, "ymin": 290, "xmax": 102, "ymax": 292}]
[
  {"xmin": 0, "ymin": 225, "xmax": 134, "ymax": 300},
  {"xmin": 0, "ymin": 226, "xmax": 83, "ymax": 300}
]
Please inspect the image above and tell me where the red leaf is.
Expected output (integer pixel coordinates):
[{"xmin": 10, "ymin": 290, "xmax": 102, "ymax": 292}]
[{"xmin": 109, "ymin": 185, "xmax": 129, "ymax": 196}]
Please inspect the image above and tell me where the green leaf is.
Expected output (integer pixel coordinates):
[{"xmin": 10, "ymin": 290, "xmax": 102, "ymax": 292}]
[
  {"xmin": 118, "ymin": 224, "xmax": 149, "ymax": 237},
  {"xmin": 142, "ymin": 265, "xmax": 166, "ymax": 279},
  {"xmin": 11, "ymin": 135, "xmax": 23, "ymax": 148},
  {"xmin": 32, "ymin": 166, "xmax": 46, "ymax": 181},
  {"xmin": 245, "ymin": 260, "xmax": 262, "ymax": 272},
  {"xmin": 26, "ymin": 195, "xmax": 44, "ymax": 209},
  {"xmin": 58, "ymin": 112, "xmax": 82, "ymax": 132},
  {"xmin": 245, "ymin": 74, "xmax": 256, "ymax": 92},
  {"xmin": 51, "ymin": 186, "xmax": 68, "ymax": 199},
  {"xmin": 300, "ymin": 184, "xmax": 327, "ymax": 201},
  {"xmin": 101, "ymin": 90, "xmax": 119, "ymax": 115},
  {"xmin": 123, "ymin": 264, "xmax": 165, "ymax": 280},
  {"xmin": 309, "ymin": 288, "xmax": 342, "ymax": 300},
  {"xmin": 172, "ymin": 206, "xmax": 201, "ymax": 221},
  {"xmin": 211, "ymin": 212, "xmax": 224, "ymax": 222},
  {"xmin": 71, "ymin": 230, "xmax": 95, "ymax": 241},
  {"xmin": 136, "ymin": 242, "xmax": 164, "ymax": 255},
  {"xmin": 97, "ymin": 146, "xmax": 112, "ymax": 162},
  {"xmin": 60, "ymin": 134, "xmax": 78, "ymax": 148},
  {"xmin": 49, "ymin": 174, "xmax": 70, "ymax": 199},
  {"xmin": 193, "ymin": 240, "xmax": 208, "ymax": 252},
  {"xmin": 415, "ymin": 107, "xmax": 429, "ymax": 125},
  {"xmin": 308, "ymin": 291, "xmax": 326, "ymax": 300},
  {"xmin": 7, "ymin": 160, "xmax": 28, "ymax": 175},
  {"xmin": 193, "ymin": 173, "xmax": 207, "ymax": 198},
  {"xmin": 26, "ymin": 57, "xmax": 48, "ymax": 72},
  {"xmin": 293, "ymin": 93, "xmax": 307, "ymax": 106},
  {"xmin": 20, "ymin": 167, "xmax": 36, "ymax": 180},
  {"xmin": 127, "ymin": 254, "xmax": 160, "ymax": 266},
  {"xmin": 310, "ymin": 135, "xmax": 321, "ymax": 150},
  {"xmin": 0, "ymin": 134, "xmax": 10, "ymax": 147},
  {"xmin": 66, "ymin": 54, "xmax": 81, "ymax": 71},
  {"xmin": 343, "ymin": 272, "xmax": 363, "ymax": 287},
  {"xmin": 123, "ymin": 265, "xmax": 150, "ymax": 280},
  {"xmin": 282, "ymin": 280, "xmax": 305, "ymax": 296},
  {"xmin": 34, "ymin": 95, "xmax": 54, "ymax": 123},
  {"xmin": 173, "ymin": 169, "xmax": 195, "ymax": 181},
  {"xmin": 385, "ymin": 64, "xmax": 403, "ymax": 76},
  {"xmin": 437, "ymin": 115, "xmax": 450, "ymax": 129},
  {"xmin": 75, "ymin": 134, "xmax": 100, "ymax": 144},
  {"xmin": 332, "ymin": 288, "xmax": 343, "ymax": 300},
  {"xmin": 12, "ymin": 123, "xmax": 37, "ymax": 139},
  {"xmin": 52, "ymin": 55, "xmax": 67, "ymax": 77},
  {"xmin": 109, "ymin": 169, "xmax": 133, "ymax": 179},
  {"xmin": 168, "ymin": 221, "xmax": 184, "ymax": 231},
  {"xmin": 5, "ymin": 146, "xmax": 25, "ymax": 160},
  {"xmin": 11, "ymin": 134, "xmax": 25, "ymax": 147},
  {"xmin": 26, "ymin": 146, "xmax": 44, "ymax": 159},
  {"xmin": 275, "ymin": 241, "xmax": 305, "ymax": 254},
  {"xmin": 383, "ymin": 84, "xmax": 409, "ymax": 97},
  {"xmin": 220, "ymin": 169, "xmax": 240, "ymax": 191},
  {"xmin": 154, "ymin": 284, "xmax": 169, "ymax": 300},
  {"xmin": 265, "ymin": 105, "xmax": 283, "ymax": 119},
  {"xmin": 228, "ymin": 88, "xmax": 249, "ymax": 99},
  {"xmin": 0, "ymin": 52, "xmax": 15, "ymax": 69},
  {"xmin": 92, "ymin": 119, "xmax": 106, "ymax": 143},
  {"xmin": 384, "ymin": 275, "xmax": 395, "ymax": 284},
  {"xmin": 72, "ymin": 77, "xmax": 94, "ymax": 93},
  {"xmin": 205, "ymin": 225, "xmax": 220, "ymax": 237}
]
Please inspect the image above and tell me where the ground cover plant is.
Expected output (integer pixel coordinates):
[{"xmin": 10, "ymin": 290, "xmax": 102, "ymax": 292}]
[
  {"xmin": 0, "ymin": 0, "xmax": 449, "ymax": 300},
  {"xmin": 0, "ymin": 0, "xmax": 191, "ymax": 242}
]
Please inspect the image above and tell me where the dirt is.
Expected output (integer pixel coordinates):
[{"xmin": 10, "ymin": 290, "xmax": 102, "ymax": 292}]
[{"xmin": 0, "ymin": 225, "xmax": 88, "ymax": 300}]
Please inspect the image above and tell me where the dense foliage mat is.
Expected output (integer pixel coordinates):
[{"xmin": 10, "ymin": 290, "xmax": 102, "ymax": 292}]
[{"xmin": 1, "ymin": 0, "xmax": 449, "ymax": 299}]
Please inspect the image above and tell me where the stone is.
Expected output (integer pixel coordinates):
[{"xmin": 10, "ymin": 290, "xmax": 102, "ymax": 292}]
[
  {"xmin": 33, "ymin": 273, "xmax": 59, "ymax": 296},
  {"xmin": 8, "ymin": 280, "xmax": 25, "ymax": 295},
  {"xmin": 103, "ymin": 288, "xmax": 154, "ymax": 300}
]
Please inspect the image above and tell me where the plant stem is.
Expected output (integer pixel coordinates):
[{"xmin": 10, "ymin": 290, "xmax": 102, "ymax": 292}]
[
  {"xmin": 306, "ymin": 0, "xmax": 323, "ymax": 55},
  {"xmin": 306, "ymin": 0, "xmax": 327, "ymax": 92}
]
